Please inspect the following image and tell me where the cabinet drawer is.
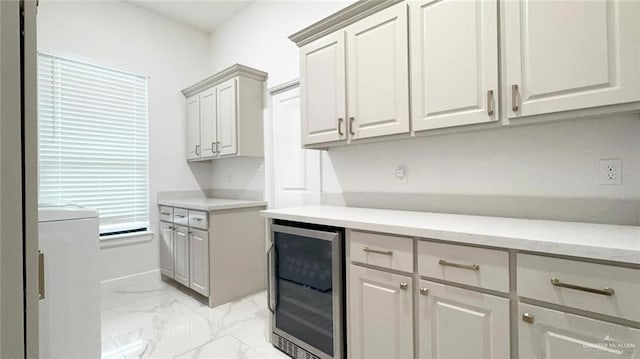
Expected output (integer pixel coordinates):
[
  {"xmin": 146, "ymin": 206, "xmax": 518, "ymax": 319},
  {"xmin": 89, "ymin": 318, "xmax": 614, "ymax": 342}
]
[
  {"xmin": 159, "ymin": 206, "xmax": 173, "ymax": 222},
  {"xmin": 418, "ymin": 241, "xmax": 509, "ymax": 293},
  {"xmin": 350, "ymin": 230, "xmax": 413, "ymax": 273},
  {"xmin": 188, "ymin": 210, "xmax": 208, "ymax": 230},
  {"xmin": 173, "ymin": 208, "xmax": 188, "ymax": 226},
  {"xmin": 518, "ymin": 254, "xmax": 640, "ymax": 322}
]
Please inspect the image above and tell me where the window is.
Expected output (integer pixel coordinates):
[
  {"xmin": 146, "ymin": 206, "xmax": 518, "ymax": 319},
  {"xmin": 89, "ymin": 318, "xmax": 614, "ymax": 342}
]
[{"xmin": 38, "ymin": 53, "xmax": 149, "ymax": 236}]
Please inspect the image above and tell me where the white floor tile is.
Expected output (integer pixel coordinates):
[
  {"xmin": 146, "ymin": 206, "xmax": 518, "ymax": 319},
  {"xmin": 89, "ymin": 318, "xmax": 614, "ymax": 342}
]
[{"xmin": 175, "ymin": 335, "xmax": 268, "ymax": 359}]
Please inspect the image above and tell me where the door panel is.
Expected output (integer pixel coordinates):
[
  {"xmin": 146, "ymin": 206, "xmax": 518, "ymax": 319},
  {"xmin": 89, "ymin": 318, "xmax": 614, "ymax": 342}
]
[
  {"xmin": 189, "ymin": 229, "xmax": 209, "ymax": 296},
  {"xmin": 300, "ymin": 32, "xmax": 347, "ymax": 145},
  {"xmin": 173, "ymin": 225, "xmax": 190, "ymax": 286},
  {"xmin": 199, "ymin": 87, "xmax": 217, "ymax": 158},
  {"xmin": 271, "ymin": 85, "xmax": 321, "ymax": 208},
  {"xmin": 186, "ymin": 95, "xmax": 200, "ymax": 160},
  {"xmin": 349, "ymin": 265, "xmax": 413, "ymax": 359},
  {"xmin": 504, "ymin": 0, "xmax": 640, "ymax": 118},
  {"xmin": 410, "ymin": 0, "xmax": 498, "ymax": 130},
  {"xmin": 418, "ymin": 280, "xmax": 509, "ymax": 359},
  {"xmin": 159, "ymin": 222, "xmax": 174, "ymax": 279},
  {"xmin": 216, "ymin": 78, "xmax": 238, "ymax": 156},
  {"xmin": 519, "ymin": 303, "xmax": 640, "ymax": 358},
  {"xmin": 346, "ymin": 3, "xmax": 410, "ymax": 140}
]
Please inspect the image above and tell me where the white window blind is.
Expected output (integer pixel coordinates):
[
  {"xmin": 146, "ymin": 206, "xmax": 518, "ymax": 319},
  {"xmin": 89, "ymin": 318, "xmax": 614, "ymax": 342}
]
[{"xmin": 38, "ymin": 53, "xmax": 149, "ymax": 235}]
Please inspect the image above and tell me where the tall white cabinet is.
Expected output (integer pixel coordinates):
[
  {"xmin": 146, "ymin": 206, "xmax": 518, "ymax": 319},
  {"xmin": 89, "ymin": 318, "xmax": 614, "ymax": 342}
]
[
  {"xmin": 182, "ymin": 64, "xmax": 267, "ymax": 161},
  {"xmin": 504, "ymin": 0, "xmax": 640, "ymax": 118},
  {"xmin": 410, "ymin": 0, "xmax": 499, "ymax": 130}
]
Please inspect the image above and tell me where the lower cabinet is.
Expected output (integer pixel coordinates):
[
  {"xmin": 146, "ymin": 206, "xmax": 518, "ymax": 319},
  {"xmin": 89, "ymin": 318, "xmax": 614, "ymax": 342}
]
[
  {"xmin": 173, "ymin": 225, "xmax": 190, "ymax": 287},
  {"xmin": 189, "ymin": 228, "xmax": 209, "ymax": 296},
  {"xmin": 349, "ymin": 264, "xmax": 413, "ymax": 359},
  {"xmin": 418, "ymin": 279, "xmax": 510, "ymax": 359},
  {"xmin": 519, "ymin": 303, "xmax": 640, "ymax": 359},
  {"xmin": 159, "ymin": 221, "xmax": 174, "ymax": 278}
]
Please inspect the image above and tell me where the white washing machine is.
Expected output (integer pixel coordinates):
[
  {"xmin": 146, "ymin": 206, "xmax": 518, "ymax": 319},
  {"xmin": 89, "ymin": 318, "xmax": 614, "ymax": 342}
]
[{"xmin": 38, "ymin": 205, "xmax": 101, "ymax": 359}]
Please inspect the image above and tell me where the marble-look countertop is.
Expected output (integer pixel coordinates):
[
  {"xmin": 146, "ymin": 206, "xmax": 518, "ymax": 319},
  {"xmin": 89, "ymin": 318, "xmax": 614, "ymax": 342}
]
[
  {"xmin": 158, "ymin": 198, "xmax": 267, "ymax": 212},
  {"xmin": 261, "ymin": 205, "xmax": 640, "ymax": 265}
]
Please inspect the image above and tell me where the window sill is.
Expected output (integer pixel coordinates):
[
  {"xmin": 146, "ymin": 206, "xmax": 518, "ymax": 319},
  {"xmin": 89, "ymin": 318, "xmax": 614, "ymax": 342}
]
[{"xmin": 100, "ymin": 230, "xmax": 154, "ymax": 249}]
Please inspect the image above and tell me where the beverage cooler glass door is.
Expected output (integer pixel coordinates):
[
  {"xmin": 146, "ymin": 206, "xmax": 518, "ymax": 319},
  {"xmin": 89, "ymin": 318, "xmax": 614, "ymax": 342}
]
[{"xmin": 268, "ymin": 224, "xmax": 343, "ymax": 359}]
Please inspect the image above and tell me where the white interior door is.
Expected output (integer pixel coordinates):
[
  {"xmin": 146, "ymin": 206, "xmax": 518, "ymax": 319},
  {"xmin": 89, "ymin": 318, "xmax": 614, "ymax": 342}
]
[
  {"xmin": 504, "ymin": 0, "xmax": 640, "ymax": 118},
  {"xmin": 270, "ymin": 83, "xmax": 321, "ymax": 209},
  {"xmin": 410, "ymin": 0, "xmax": 498, "ymax": 131},
  {"xmin": 346, "ymin": 2, "xmax": 410, "ymax": 140}
]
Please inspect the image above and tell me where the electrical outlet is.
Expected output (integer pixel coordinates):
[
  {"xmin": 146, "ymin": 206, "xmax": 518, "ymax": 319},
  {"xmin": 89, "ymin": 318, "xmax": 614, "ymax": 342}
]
[
  {"xmin": 395, "ymin": 166, "xmax": 408, "ymax": 184},
  {"xmin": 600, "ymin": 159, "xmax": 622, "ymax": 185}
]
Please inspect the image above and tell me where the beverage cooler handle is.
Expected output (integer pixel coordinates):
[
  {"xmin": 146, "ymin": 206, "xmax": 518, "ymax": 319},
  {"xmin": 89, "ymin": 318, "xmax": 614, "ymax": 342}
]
[{"xmin": 266, "ymin": 242, "xmax": 275, "ymax": 313}]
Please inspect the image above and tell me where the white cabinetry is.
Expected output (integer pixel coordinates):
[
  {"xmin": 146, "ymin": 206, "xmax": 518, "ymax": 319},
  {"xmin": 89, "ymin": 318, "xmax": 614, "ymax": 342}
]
[
  {"xmin": 300, "ymin": 32, "xmax": 346, "ymax": 145},
  {"xmin": 410, "ymin": 0, "xmax": 498, "ymax": 130},
  {"xmin": 504, "ymin": 0, "xmax": 640, "ymax": 118},
  {"xmin": 182, "ymin": 64, "xmax": 267, "ymax": 161},
  {"xmin": 298, "ymin": 3, "xmax": 409, "ymax": 146},
  {"xmin": 519, "ymin": 303, "xmax": 640, "ymax": 359},
  {"xmin": 189, "ymin": 228, "xmax": 209, "ymax": 297},
  {"xmin": 173, "ymin": 225, "xmax": 190, "ymax": 287},
  {"xmin": 418, "ymin": 280, "xmax": 510, "ymax": 359},
  {"xmin": 349, "ymin": 264, "xmax": 413, "ymax": 359},
  {"xmin": 159, "ymin": 221, "xmax": 174, "ymax": 278},
  {"xmin": 345, "ymin": 3, "xmax": 409, "ymax": 140}
]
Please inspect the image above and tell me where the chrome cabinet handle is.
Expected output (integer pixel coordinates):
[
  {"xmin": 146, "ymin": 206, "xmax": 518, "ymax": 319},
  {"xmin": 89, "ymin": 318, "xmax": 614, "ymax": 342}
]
[
  {"xmin": 175, "ymin": 214, "xmax": 186, "ymax": 218},
  {"xmin": 522, "ymin": 312, "xmax": 534, "ymax": 324},
  {"xmin": 211, "ymin": 142, "xmax": 215, "ymax": 154},
  {"xmin": 439, "ymin": 259, "xmax": 480, "ymax": 271},
  {"xmin": 349, "ymin": 116, "xmax": 355, "ymax": 136},
  {"xmin": 38, "ymin": 251, "xmax": 45, "ymax": 300},
  {"xmin": 192, "ymin": 218, "xmax": 203, "ymax": 222},
  {"xmin": 419, "ymin": 287, "xmax": 429, "ymax": 296},
  {"xmin": 338, "ymin": 118, "xmax": 344, "ymax": 136},
  {"xmin": 160, "ymin": 212, "xmax": 171, "ymax": 215},
  {"xmin": 195, "ymin": 145, "xmax": 200, "ymax": 156},
  {"xmin": 511, "ymin": 84, "xmax": 519, "ymax": 112},
  {"xmin": 363, "ymin": 247, "xmax": 393, "ymax": 256},
  {"xmin": 487, "ymin": 89, "xmax": 495, "ymax": 116},
  {"xmin": 215, "ymin": 141, "xmax": 220, "ymax": 154},
  {"xmin": 266, "ymin": 242, "xmax": 275, "ymax": 313},
  {"xmin": 400, "ymin": 282, "xmax": 408, "ymax": 290},
  {"xmin": 550, "ymin": 277, "xmax": 614, "ymax": 296}
]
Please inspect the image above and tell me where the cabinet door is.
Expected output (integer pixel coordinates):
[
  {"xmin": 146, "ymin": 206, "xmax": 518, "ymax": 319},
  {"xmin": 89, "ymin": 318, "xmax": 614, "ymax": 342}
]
[
  {"xmin": 189, "ymin": 228, "xmax": 209, "ymax": 297},
  {"xmin": 300, "ymin": 32, "xmax": 347, "ymax": 145},
  {"xmin": 159, "ymin": 221, "xmax": 174, "ymax": 279},
  {"xmin": 418, "ymin": 280, "xmax": 509, "ymax": 359},
  {"xmin": 504, "ymin": 0, "xmax": 640, "ymax": 118},
  {"xmin": 186, "ymin": 95, "xmax": 200, "ymax": 160},
  {"xmin": 216, "ymin": 78, "xmax": 238, "ymax": 156},
  {"xmin": 349, "ymin": 265, "xmax": 413, "ymax": 359},
  {"xmin": 199, "ymin": 87, "xmax": 217, "ymax": 158},
  {"xmin": 346, "ymin": 3, "xmax": 410, "ymax": 140},
  {"xmin": 173, "ymin": 225, "xmax": 190, "ymax": 287},
  {"xmin": 519, "ymin": 303, "xmax": 640, "ymax": 358},
  {"xmin": 410, "ymin": 0, "xmax": 498, "ymax": 131}
]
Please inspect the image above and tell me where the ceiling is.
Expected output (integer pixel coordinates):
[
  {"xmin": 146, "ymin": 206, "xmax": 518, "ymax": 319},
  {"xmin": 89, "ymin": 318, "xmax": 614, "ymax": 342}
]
[{"xmin": 126, "ymin": 0, "xmax": 255, "ymax": 32}]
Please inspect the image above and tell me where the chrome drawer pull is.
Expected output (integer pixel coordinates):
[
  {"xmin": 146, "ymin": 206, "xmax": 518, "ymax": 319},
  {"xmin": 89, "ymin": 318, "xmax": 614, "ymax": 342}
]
[
  {"xmin": 192, "ymin": 218, "xmax": 203, "ymax": 222},
  {"xmin": 439, "ymin": 259, "xmax": 480, "ymax": 271},
  {"xmin": 550, "ymin": 277, "xmax": 614, "ymax": 296},
  {"xmin": 175, "ymin": 214, "xmax": 186, "ymax": 218},
  {"xmin": 160, "ymin": 212, "xmax": 171, "ymax": 215},
  {"xmin": 363, "ymin": 247, "xmax": 393, "ymax": 256}
]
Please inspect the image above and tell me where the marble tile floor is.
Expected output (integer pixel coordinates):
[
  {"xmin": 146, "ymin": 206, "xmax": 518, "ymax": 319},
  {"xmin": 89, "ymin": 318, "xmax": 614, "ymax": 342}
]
[{"xmin": 101, "ymin": 276, "xmax": 290, "ymax": 359}]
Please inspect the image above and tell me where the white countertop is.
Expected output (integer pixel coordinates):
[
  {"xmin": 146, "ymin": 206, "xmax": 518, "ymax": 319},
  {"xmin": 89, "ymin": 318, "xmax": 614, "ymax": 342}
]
[
  {"xmin": 261, "ymin": 205, "xmax": 640, "ymax": 264},
  {"xmin": 158, "ymin": 198, "xmax": 267, "ymax": 211}
]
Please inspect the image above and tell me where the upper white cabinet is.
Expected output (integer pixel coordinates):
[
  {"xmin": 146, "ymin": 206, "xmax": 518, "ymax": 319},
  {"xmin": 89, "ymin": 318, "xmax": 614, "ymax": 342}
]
[
  {"xmin": 504, "ymin": 0, "xmax": 640, "ymax": 118},
  {"xmin": 300, "ymin": 32, "xmax": 347, "ymax": 145},
  {"xmin": 182, "ymin": 64, "xmax": 267, "ymax": 161},
  {"xmin": 346, "ymin": 3, "xmax": 409, "ymax": 140},
  {"xmin": 410, "ymin": 0, "xmax": 499, "ymax": 130},
  {"xmin": 295, "ymin": 2, "xmax": 409, "ymax": 146}
]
